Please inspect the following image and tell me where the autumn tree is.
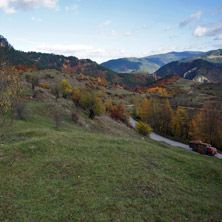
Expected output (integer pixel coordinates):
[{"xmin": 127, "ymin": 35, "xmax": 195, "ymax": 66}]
[
  {"xmin": 72, "ymin": 88, "xmax": 105, "ymax": 119},
  {"xmin": 0, "ymin": 64, "xmax": 22, "ymax": 125},
  {"xmin": 26, "ymin": 73, "xmax": 39, "ymax": 96},
  {"xmin": 72, "ymin": 87, "xmax": 82, "ymax": 107},
  {"xmin": 131, "ymin": 97, "xmax": 140, "ymax": 118},
  {"xmin": 160, "ymin": 99, "xmax": 173, "ymax": 134},
  {"xmin": 188, "ymin": 119, "xmax": 200, "ymax": 140},
  {"xmin": 171, "ymin": 107, "xmax": 189, "ymax": 139},
  {"xmin": 58, "ymin": 79, "xmax": 72, "ymax": 98},
  {"xmin": 139, "ymin": 96, "xmax": 150, "ymax": 122},
  {"xmin": 139, "ymin": 97, "xmax": 162, "ymax": 131},
  {"xmin": 193, "ymin": 103, "xmax": 222, "ymax": 149}
]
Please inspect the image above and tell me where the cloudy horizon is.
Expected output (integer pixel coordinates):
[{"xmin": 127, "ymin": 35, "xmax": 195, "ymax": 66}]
[{"xmin": 1, "ymin": 0, "xmax": 222, "ymax": 63}]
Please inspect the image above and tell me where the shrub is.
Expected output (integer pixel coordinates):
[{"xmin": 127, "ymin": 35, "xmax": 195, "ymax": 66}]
[
  {"xmin": 71, "ymin": 111, "xmax": 80, "ymax": 124},
  {"xmin": 26, "ymin": 74, "xmax": 39, "ymax": 91},
  {"xmin": 12, "ymin": 99, "xmax": 27, "ymax": 120},
  {"xmin": 49, "ymin": 106, "xmax": 63, "ymax": 129},
  {"xmin": 136, "ymin": 121, "xmax": 152, "ymax": 136},
  {"xmin": 72, "ymin": 88, "xmax": 105, "ymax": 119},
  {"xmin": 39, "ymin": 82, "xmax": 50, "ymax": 89},
  {"xmin": 110, "ymin": 103, "xmax": 126, "ymax": 121}
]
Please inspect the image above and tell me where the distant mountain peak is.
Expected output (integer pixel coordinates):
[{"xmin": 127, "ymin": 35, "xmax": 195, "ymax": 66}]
[{"xmin": 0, "ymin": 35, "xmax": 13, "ymax": 49}]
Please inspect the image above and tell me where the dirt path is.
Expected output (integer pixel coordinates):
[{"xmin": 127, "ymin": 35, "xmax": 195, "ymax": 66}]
[{"xmin": 130, "ymin": 118, "xmax": 222, "ymax": 159}]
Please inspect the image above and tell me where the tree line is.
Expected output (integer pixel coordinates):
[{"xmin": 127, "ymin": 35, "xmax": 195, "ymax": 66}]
[{"xmin": 137, "ymin": 96, "xmax": 222, "ymax": 150}]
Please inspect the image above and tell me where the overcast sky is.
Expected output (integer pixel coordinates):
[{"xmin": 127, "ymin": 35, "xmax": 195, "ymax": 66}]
[{"xmin": 1, "ymin": 0, "xmax": 222, "ymax": 63}]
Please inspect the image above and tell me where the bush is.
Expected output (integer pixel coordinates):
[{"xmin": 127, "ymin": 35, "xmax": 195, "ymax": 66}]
[
  {"xmin": 49, "ymin": 106, "xmax": 64, "ymax": 129},
  {"xmin": 72, "ymin": 88, "xmax": 105, "ymax": 119},
  {"xmin": 110, "ymin": 103, "xmax": 128, "ymax": 122},
  {"xmin": 71, "ymin": 111, "xmax": 80, "ymax": 124},
  {"xmin": 39, "ymin": 82, "xmax": 50, "ymax": 89},
  {"xmin": 12, "ymin": 99, "xmax": 27, "ymax": 120},
  {"xmin": 136, "ymin": 121, "xmax": 152, "ymax": 136}
]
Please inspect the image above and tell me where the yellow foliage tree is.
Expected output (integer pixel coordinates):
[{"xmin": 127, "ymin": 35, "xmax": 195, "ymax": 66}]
[
  {"xmin": 0, "ymin": 64, "xmax": 22, "ymax": 116},
  {"xmin": 188, "ymin": 119, "xmax": 200, "ymax": 140},
  {"xmin": 171, "ymin": 107, "xmax": 189, "ymax": 139},
  {"xmin": 160, "ymin": 99, "xmax": 173, "ymax": 134},
  {"xmin": 139, "ymin": 97, "xmax": 150, "ymax": 122},
  {"xmin": 147, "ymin": 87, "xmax": 168, "ymax": 96},
  {"xmin": 58, "ymin": 79, "xmax": 72, "ymax": 98}
]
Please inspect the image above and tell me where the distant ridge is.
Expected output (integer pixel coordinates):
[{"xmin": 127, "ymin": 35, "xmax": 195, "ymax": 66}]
[
  {"xmin": 155, "ymin": 49, "xmax": 222, "ymax": 83},
  {"xmin": 101, "ymin": 51, "xmax": 203, "ymax": 74},
  {"xmin": 0, "ymin": 35, "xmax": 155, "ymax": 90}
]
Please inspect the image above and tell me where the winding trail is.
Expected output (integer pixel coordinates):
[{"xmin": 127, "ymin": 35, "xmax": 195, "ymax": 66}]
[{"xmin": 130, "ymin": 118, "xmax": 222, "ymax": 159}]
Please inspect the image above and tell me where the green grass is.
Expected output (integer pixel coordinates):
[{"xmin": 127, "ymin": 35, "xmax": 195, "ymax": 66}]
[{"xmin": 0, "ymin": 102, "xmax": 222, "ymax": 222}]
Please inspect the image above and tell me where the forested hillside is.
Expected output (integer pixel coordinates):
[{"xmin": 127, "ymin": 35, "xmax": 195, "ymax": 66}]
[{"xmin": 101, "ymin": 51, "xmax": 202, "ymax": 74}]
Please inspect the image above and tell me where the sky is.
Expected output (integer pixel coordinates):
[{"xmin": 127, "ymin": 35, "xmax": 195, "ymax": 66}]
[{"xmin": 0, "ymin": 0, "xmax": 222, "ymax": 63}]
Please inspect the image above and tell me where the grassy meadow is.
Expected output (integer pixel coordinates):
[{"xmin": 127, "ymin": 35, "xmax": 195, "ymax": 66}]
[{"xmin": 0, "ymin": 98, "xmax": 222, "ymax": 222}]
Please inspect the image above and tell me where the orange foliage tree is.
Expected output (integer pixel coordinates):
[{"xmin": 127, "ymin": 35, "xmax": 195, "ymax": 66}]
[{"xmin": 190, "ymin": 103, "xmax": 222, "ymax": 149}]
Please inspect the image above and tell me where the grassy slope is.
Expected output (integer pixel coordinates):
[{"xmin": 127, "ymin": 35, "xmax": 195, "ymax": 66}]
[{"xmin": 0, "ymin": 100, "xmax": 222, "ymax": 222}]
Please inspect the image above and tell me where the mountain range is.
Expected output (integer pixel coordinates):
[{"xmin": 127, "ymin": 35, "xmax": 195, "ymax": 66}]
[
  {"xmin": 1, "ymin": 34, "xmax": 222, "ymax": 84},
  {"xmin": 101, "ymin": 51, "xmax": 203, "ymax": 74},
  {"xmin": 155, "ymin": 49, "xmax": 222, "ymax": 83}
]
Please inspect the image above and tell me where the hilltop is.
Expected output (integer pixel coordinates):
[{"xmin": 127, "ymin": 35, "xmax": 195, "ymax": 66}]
[{"xmin": 101, "ymin": 51, "xmax": 202, "ymax": 74}]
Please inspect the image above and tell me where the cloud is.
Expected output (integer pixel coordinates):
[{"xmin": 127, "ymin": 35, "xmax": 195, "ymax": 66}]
[
  {"xmin": 27, "ymin": 43, "xmax": 129, "ymax": 63},
  {"xmin": 149, "ymin": 46, "xmax": 177, "ymax": 55},
  {"xmin": 193, "ymin": 24, "xmax": 222, "ymax": 38},
  {"xmin": 0, "ymin": 0, "xmax": 58, "ymax": 13},
  {"xmin": 193, "ymin": 26, "xmax": 207, "ymax": 37},
  {"xmin": 180, "ymin": 11, "xmax": 202, "ymax": 28},
  {"xmin": 206, "ymin": 25, "xmax": 222, "ymax": 36}
]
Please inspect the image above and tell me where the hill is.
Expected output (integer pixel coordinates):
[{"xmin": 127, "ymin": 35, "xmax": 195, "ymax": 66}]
[
  {"xmin": 101, "ymin": 51, "xmax": 202, "ymax": 74},
  {"xmin": 0, "ymin": 35, "xmax": 155, "ymax": 90},
  {"xmin": 155, "ymin": 49, "xmax": 222, "ymax": 83},
  {"xmin": 0, "ymin": 91, "xmax": 222, "ymax": 222}
]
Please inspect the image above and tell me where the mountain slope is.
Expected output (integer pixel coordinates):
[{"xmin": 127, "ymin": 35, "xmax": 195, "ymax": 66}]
[
  {"xmin": 101, "ymin": 51, "xmax": 202, "ymax": 74},
  {"xmin": 0, "ymin": 35, "xmax": 155, "ymax": 90},
  {"xmin": 155, "ymin": 49, "xmax": 222, "ymax": 83}
]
